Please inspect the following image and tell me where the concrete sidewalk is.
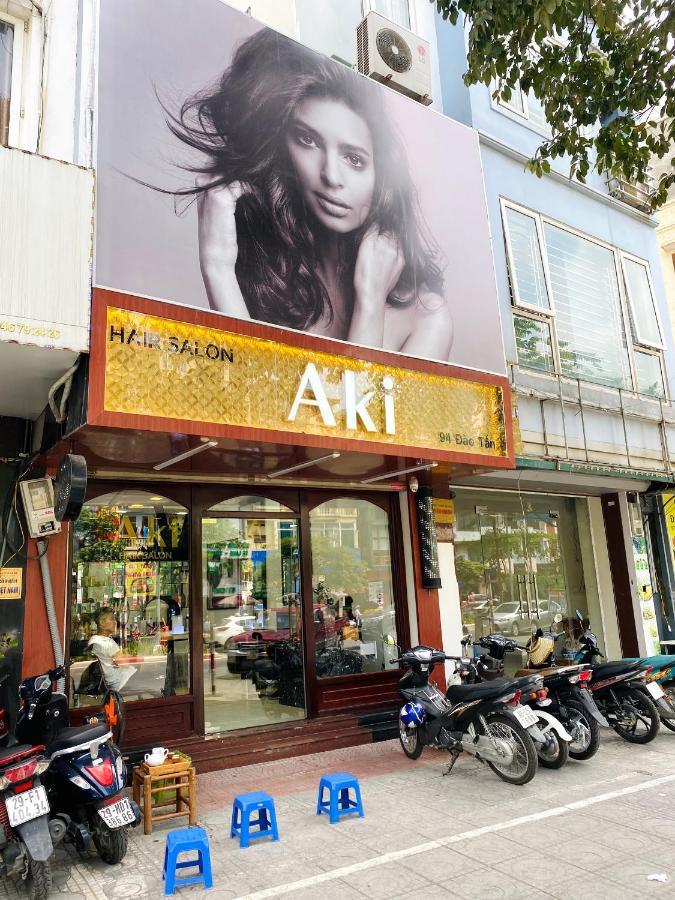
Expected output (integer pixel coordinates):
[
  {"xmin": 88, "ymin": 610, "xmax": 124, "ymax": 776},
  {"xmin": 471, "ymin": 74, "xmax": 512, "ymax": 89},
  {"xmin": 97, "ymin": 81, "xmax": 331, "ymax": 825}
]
[{"xmin": 6, "ymin": 728, "xmax": 675, "ymax": 899}]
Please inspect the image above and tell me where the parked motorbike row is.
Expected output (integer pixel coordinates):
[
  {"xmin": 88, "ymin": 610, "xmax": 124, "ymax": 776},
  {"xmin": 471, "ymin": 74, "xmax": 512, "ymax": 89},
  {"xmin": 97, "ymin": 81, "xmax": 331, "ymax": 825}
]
[
  {"xmin": 0, "ymin": 666, "xmax": 140, "ymax": 900},
  {"xmin": 397, "ymin": 610, "xmax": 675, "ymax": 785}
]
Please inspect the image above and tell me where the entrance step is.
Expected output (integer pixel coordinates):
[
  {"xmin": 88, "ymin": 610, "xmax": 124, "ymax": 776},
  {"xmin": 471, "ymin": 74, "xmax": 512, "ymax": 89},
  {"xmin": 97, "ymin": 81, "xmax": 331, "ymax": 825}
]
[
  {"xmin": 124, "ymin": 710, "xmax": 396, "ymax": 774},
  {"xmin": 357, "ymin": 708, "xmax": 399, "ymax": 743}
]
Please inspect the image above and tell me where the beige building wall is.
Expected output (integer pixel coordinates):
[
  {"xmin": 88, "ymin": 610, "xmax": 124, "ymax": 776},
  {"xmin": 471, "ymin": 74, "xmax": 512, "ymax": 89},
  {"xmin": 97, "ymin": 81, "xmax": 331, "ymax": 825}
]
[{"xmin": 652, "ymin": 147, "xmax": 675, "ymax": 333}]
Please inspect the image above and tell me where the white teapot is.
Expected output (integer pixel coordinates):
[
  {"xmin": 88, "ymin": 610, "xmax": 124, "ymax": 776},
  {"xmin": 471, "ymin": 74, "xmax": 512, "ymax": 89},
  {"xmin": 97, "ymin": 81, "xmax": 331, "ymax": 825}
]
[{"xmin": 144, "ymin": 746, "xmax": 169, "ymax": 766}]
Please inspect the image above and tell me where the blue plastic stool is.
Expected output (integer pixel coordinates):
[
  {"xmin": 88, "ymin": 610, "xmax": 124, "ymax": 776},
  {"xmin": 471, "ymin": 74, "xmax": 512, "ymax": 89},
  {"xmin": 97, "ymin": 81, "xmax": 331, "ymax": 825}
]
[
  {"xmin": 230, "ymin": 791, "xmax": 279, "ymax": 848},
  {"xmin": 162, "ymin": 826, "xmax": 213, "ymax": 895},
  {"xmin": 316, "ymin": 773, "xmax": 364, "ymax": 824}
]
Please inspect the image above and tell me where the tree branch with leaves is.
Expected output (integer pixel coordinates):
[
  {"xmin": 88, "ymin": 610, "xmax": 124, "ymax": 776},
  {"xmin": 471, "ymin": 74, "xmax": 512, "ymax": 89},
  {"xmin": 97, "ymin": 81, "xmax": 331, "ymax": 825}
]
[{"xmin": 435, "ymin": 0, "xmax": 674, "ymax": 208}]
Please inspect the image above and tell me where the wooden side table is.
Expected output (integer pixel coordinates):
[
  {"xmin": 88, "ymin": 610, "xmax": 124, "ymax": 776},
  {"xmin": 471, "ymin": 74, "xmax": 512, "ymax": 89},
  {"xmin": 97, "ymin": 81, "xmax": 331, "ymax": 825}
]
[{"xmin": 132, "ymin": 758, "xmax": 197, "ymax": 835}]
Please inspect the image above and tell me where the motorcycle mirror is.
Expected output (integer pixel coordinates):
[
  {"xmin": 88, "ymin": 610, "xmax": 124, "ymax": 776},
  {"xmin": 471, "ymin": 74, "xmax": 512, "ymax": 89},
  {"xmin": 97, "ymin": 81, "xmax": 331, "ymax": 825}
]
[{"xmin": 576, "ymin": 609, "xmax": 584, "ymax": 622}]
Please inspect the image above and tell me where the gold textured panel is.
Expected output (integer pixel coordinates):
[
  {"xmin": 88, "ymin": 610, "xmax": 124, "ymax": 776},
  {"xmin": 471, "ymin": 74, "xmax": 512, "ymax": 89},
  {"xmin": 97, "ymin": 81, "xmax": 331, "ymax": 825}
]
[{"xmin": 104, "ymin": 308, "xmax": 507, "ymax": 458}]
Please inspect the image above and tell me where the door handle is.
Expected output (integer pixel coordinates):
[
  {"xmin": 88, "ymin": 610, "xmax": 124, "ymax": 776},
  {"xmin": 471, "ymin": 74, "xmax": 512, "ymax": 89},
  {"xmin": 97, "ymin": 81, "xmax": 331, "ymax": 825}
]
[
  {"xmin": 517, "ymin": 574, "xmax": 530, "ymax": 619},
  {"xmin": 530, "ymin": 574, "xmax": 540, "ymax": 618}
]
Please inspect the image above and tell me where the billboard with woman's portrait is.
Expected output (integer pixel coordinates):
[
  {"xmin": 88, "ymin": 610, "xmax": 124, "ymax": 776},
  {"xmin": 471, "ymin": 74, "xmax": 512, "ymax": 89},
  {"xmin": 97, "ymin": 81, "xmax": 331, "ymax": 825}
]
[{"xmin": 95, "ymin": 0, "xmax": 505, "ymax": 374}]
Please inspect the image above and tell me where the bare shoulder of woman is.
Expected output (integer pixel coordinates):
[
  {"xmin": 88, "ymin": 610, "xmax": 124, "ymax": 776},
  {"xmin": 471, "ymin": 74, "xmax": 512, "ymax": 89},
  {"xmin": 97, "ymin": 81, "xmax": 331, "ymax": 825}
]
[{"xmin": 399, "ymin": 291, "xmax": 453, "ymax": 359}]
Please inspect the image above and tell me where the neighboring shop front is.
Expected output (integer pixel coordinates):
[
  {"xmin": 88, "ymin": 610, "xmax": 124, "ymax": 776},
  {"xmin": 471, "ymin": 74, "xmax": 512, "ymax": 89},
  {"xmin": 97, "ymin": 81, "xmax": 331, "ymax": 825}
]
[{"xmin": 444, "ymin": 462, "xmax": 675, "ymax": 671}]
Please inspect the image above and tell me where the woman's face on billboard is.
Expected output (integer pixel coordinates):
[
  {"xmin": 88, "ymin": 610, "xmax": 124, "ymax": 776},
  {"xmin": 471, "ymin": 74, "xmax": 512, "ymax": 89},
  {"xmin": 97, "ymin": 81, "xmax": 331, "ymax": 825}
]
[{"xmin": 285, "ymin": 97, "xmax": 375, "ymax": 234}]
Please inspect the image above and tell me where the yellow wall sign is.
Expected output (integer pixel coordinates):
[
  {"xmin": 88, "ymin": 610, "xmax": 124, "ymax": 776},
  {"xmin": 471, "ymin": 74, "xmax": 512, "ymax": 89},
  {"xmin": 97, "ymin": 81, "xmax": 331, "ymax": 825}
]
[
  {"xmin": 103, "ymin": 307, "xmax": 509, "ymax": 459},
  {"xmin": 0, "ymin": 568, "xmax": 22, "ymax": 600},
  {"xmin": 433, "ymin": 498, "xmax": 455, "ymax": 543}
]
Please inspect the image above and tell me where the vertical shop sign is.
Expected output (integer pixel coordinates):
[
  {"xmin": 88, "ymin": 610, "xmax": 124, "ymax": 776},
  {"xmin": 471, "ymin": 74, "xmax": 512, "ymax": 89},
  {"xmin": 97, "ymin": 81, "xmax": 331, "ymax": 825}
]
[{"xmin": 416, "ymin": 487, "xmax": 442, "ymax": 589}]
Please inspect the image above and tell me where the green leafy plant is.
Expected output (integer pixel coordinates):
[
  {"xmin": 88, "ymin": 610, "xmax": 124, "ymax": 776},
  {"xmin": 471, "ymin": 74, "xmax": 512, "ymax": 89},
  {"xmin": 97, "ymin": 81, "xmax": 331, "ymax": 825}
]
[
  {"xmin": 435, "ymin": 0, "xmax": 674, "ymax": 209},
  {"xmin": 74, "ymin": 507, "xmax": 126, "ymax": 562}
]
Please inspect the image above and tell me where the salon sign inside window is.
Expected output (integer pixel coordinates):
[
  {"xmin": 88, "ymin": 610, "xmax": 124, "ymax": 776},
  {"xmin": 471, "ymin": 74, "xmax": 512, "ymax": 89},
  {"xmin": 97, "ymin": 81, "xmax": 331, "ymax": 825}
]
[{"xmin": 97, "ymin": 304, "xmax": 510, "ymax": 461}]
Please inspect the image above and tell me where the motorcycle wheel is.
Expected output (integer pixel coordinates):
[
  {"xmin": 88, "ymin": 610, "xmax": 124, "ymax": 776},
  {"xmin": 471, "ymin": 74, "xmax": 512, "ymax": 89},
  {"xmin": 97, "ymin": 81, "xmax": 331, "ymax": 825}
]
[
  {"xmin": 480, "ymin": 711, "xmax": 537, "ymax": 785},
  {"xmin": 535, "ymin": 717, "xmax": 569, "ymax": 769},
  {"xmin": 612, "ymin": 688, "xmax": 660, "ymax": 744},
  {"xmin": 20, "ymin": 857, "xmax": 52, "ymax": 900},
  {"xmin": 565, "ymin": 700, "xmax": 600, "ymax": 761},
  {"xmin": 398, "ymin": 714, "xmax": 423, "ymax": 760},
  {"xmin": 659, "ymin": 688, "xmax": 675, "ymax": 732},
  {"xmin": 92, "ymin": 819, "xmax": 128, "ymax": 865}
]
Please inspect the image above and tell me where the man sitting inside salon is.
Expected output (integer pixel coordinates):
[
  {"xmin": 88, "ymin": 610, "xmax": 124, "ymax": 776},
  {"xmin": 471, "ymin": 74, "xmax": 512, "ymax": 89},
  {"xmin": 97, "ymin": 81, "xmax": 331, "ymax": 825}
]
[{"xmin": 87, "ymin": 610, "xmax": 137, "ymax": 693}]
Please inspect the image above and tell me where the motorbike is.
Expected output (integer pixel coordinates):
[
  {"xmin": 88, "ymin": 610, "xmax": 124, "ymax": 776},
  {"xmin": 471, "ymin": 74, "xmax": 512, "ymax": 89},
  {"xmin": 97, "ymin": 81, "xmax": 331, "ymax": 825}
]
[
  {"xmin": 0, "ymin": 671, "xmax": 57, "ymax": 900},
  {"xmin": 571, "ymin": 611, "xmax": 660, "ymax": 744},
  {"xmin": 457, "ymin": 634, "xmax": 572, "ymax": 769},
  {"xmin": 621, "ymin": 655, "xmax": 675, "ymax": 732},
  {"xmin": 14, "ymin": 667, "xmax": 141, "ymax": 865},
  {"xmin": 395, "ymin": 645, "xmax": 538, "ymax": 785},
  {"xmin": 509, "ymin": 623, "xmax": 608, "ymax": 761}
]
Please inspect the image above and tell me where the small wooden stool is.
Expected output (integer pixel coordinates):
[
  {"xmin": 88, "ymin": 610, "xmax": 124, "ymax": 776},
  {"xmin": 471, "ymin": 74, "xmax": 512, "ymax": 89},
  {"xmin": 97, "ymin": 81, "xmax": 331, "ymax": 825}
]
[{"xmin": 132, "ymin": 757, "xmax": 197, "ymax": 835}]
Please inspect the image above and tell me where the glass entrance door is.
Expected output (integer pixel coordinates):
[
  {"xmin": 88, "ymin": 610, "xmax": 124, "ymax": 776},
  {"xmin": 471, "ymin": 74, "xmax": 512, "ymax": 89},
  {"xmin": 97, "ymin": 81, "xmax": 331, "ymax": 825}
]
[
  {"xmin": 462, "ymin": 509, "xmax": 568, "ymax": 643},
  {"xmin": 201, "ymin": 498, "xmax": 304, "ymax": 733}
]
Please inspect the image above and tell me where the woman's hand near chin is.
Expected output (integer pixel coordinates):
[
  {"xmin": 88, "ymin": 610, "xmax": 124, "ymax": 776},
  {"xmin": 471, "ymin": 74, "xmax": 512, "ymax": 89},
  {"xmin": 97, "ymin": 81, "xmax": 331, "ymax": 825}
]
[
  {"xmin": 196, "ymin": 176, "xmax": 251, "ymax": 318},
  {"xmin": 350, "ymin": 227, "xmax": 405, "ymax": 346}
]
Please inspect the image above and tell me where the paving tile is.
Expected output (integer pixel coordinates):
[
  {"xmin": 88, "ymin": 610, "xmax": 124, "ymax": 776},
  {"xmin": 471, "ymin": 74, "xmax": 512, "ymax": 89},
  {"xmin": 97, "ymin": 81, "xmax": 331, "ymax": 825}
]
[
  {"xmin": 492, "ymin": 852, "xmax": 590, "ymax": 893},
  {"xmin": 451, "ymin": 831, "xmax": 524, "ymax": 865},
  {"xmin": 397, "ymin": 844, "xmax": 485, "ymax": 879},
  {"xmin": 276, "ymin": 878, "xmax": 367, "ymax": 900},
  {"xmin": 340, "ymin": 860, "xmax": 433, "ymax": 899},
  {"xmin": 451, "ymin": 866, "xmax": 556, "ymax": 899}
]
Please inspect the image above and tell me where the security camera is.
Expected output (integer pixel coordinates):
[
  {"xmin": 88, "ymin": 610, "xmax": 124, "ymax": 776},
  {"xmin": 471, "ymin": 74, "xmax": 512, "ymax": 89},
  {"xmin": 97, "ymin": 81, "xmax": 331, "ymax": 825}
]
[{"xmin": 409, "ymin": 476, "xmax": 419, "ymax": 493}]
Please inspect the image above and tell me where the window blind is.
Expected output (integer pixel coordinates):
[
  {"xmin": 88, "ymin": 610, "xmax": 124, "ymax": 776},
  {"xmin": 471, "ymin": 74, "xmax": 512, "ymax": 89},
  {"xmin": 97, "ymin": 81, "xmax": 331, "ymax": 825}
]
[{"xmin": 543, "ymin": 223, "xmax": 631, "ymax": 389}]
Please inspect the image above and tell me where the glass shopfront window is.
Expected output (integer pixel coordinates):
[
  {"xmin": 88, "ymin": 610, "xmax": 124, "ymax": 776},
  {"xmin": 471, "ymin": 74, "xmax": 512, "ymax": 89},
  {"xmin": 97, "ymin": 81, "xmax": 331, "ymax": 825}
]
[
  {"xmin": 454, "ymin": 489, "xmax": 604, "ymax": 669},
  {"xmin": 309, "ymin": 498, "xmax": 398, "ymax": 676},
  {"xmin": 69, "ymin": 491, "xmax": 190, "ymax": 707}
]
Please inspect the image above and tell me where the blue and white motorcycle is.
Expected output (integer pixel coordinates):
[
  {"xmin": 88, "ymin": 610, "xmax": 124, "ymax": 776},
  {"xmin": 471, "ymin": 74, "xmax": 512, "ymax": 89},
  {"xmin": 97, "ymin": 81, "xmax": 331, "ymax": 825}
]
[{"xmin": 395, "ymin": 645, "xmax": 538, "ymax": 785}]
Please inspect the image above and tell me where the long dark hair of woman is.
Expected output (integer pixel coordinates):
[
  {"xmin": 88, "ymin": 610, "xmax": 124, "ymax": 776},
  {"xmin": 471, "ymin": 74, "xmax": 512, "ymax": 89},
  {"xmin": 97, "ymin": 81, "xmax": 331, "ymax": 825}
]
[{"xmin": 168, "ymin": 28, "xmax": 444, "ymax": 330}]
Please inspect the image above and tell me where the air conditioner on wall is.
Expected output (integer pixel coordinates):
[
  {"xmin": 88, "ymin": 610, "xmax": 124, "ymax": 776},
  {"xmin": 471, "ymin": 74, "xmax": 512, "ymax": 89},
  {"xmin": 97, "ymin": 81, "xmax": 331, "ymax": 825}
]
[{"xmin": 357, "ymin": 11, "xmax": 433, "ymax": 106}]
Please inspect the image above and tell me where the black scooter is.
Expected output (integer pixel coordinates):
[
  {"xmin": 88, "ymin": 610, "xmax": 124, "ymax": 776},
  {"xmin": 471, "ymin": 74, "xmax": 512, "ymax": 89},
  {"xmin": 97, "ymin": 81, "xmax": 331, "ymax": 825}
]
[
  {"xmin": 570, "ymin": 612, "xmax": 660, "ymax": 744},
  {"xmin": 510, "ymin": 627, "xmax": 608, "ymax": 761},
  {"xmin": 396, "ymin": 645, "xmax": 538, "ymax": 785},
  {"xmin": 15, "ymin": 667, "xmax": 141, "ymax": 864}
]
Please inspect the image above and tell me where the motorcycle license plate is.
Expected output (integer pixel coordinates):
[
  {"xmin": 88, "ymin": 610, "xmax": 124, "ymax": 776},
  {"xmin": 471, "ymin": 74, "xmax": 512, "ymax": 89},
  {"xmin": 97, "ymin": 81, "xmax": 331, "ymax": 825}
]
[
  {"xmin": 97, "ymin": 797, "xmax": 135, "ymax": 828},
  {"xmin": 647, "ymin": 681, "xmax": 665, "ymax": 699},
  {"xmin": 5, "ymin": 786, "xmax": 49, "ymax": 827},
  {"xmin": 513, "ymin": 705, "xmax": 539, "ymax": 729}
]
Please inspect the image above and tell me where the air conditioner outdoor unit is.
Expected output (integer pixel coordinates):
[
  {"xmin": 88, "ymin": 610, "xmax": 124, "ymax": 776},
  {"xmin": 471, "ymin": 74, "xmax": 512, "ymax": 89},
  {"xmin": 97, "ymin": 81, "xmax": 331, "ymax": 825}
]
[
  {"xmin": 357, "ymin": 11, "xmax": 432, "ymax": 106},
  {"xmin": 606, "ymin": 173, "xmax": 655, "ymax": 213}
]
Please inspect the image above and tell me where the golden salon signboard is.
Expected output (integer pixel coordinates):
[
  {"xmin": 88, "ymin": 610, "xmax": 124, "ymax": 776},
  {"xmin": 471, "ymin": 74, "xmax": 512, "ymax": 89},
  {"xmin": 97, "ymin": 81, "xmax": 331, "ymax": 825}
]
[{"xmin": 94, "ymin": 301, "xmax": 510, "ymax": 463}]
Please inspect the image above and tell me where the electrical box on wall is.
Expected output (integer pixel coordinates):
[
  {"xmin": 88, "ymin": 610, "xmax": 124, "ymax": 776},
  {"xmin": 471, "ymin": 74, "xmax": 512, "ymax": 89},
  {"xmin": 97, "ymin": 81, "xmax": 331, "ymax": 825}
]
[{"xmin": 19, "ymin": 477, "xmax": 61, "ymax": 539}]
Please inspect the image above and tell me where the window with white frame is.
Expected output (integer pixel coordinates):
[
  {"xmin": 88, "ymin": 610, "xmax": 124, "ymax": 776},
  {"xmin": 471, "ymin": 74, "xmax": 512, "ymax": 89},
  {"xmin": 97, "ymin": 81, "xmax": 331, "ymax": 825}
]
[
  {"xmin": 0, "ymin": 10, "xmax": 24, "ymax": 148},
  {"xmin": 498, "ymin": 84, "xmax": 550, "ymax": 133},
  {"xmin": 364, "ymin": 0, "xmax": 411, "ymax": 29},
  {"xmin": 503, "ymin": 200, "xmax": 666, "ymax": 399}
]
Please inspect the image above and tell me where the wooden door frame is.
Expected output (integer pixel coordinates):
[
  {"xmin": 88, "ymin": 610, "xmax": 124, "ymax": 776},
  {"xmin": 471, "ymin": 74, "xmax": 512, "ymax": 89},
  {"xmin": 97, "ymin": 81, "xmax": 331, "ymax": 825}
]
[
  {"xmin": 301, "ymin": 489, "xmax": 409, "ymax": 717},
  {"xmin": 193, "ymin": 485, "xmax": 304, "ymax": 731}
]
